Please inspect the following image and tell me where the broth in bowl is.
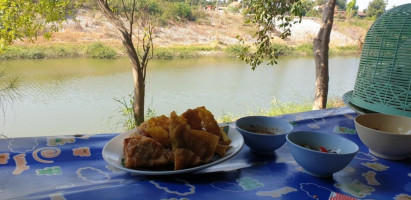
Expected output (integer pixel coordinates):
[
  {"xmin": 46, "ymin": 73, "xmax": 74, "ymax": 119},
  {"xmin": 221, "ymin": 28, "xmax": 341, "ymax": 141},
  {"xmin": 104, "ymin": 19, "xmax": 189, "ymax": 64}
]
[{"xmin": 241, "ymin": 125, "xmax": 284, "ymax": 135}]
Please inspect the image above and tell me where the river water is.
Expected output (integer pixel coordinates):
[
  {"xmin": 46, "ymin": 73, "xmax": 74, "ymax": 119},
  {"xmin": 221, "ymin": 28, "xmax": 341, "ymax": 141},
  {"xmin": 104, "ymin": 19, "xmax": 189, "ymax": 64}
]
[{"xmin": 0, "ymin": 56, "xmax": 359, "ymax": 137}]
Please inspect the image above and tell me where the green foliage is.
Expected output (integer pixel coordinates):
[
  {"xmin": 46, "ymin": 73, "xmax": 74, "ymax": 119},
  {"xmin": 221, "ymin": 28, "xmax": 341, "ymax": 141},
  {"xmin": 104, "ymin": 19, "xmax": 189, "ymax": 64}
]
[
  {"xmin": 0, "ymin": 45, "xmax": 83, "ymax": 60},
  {"xmin": 227, "ymin": 5, "xmax": 241, "ymax": 13},
  {"xmin": 85, "ymin": 43, "xmax": 117, "ymax": 59},
  {"xmin": 225, "ymin": 44, "xmax": 244, "ymax": 57},
  {"xmin": 115, "ymin": 95, "xmax": 136, "ymax": 131},
  {"xmin": 155, "ymin": 49, "xmax": 174, "ymax": 60},
  {"xmin": 162, "ymin": 2, "xmax": 196, "ymax": 22},
  {"xmin": 229, "ymin": 42, "xmax": 360, "ymax": 63},
  {"xmin": 115, "ymin": 94, "xmax": 157, "ymax": 130},
  {"xmin": 295, "ymin": 43, "xmax": 314, "ymax": 56},
  {"xmin": 237, "ymin": 0, "xmax": 303, "ymax": 70},
  {"xmin": 216, "ymin": 97, "xmax": 344, "ymax": 123},
  {"xmin": 336, "ymin": 0, "xmax": 347, "ymax": 10},
  {"xmin": 48, "ymin": 45, "xmax": 81, "ymax": 58},
  {"xmin": 330, "ymin": 45, "xmax": 358, "ymax": 56},
  {"xmin": 117, "ymin": 94, "xmax": 344, "ymax": 127},
  {"xmin": 109, "ymin": 0, "xmax": 162, "ymax": 16},
  {"xmin": 0, "ymin": 0, "xmax": 76, "ymax": 51},
  {"xmin": 0, "ymin": 70, "xmax": 19, "ymax": 102},
  {"xmin": 346, "ymin": 0, "xmax": 357, "ymax": 19},
  {"xmin": 366, "ymin": 0, "xmax": 386, "ymax": 19},
  {"xmin": 315, "ymin": 0, "xmax": 327, "ymax": 5},
  {"xmin": 191, "ymin": 8, "xmax": 209, "ymax": 24},
  {"xmin": 305, "ymin": 9, "xmax": 321, "ymax": 17},
  {"xmin": 301, "ymin": 0, "xmax": 316, "ymax": 16},
  {"xmin": 272, "ymin": 43, "xmax": 293, "ymax": 56},
  {"xmin": 0, "ymin": 70, "xmax": 19, "ymax": 138},
  {"xmin": 0, "ymin": 46, "xmax": 44, "ymax": 59},
  {"xmin": 154, "ymin": 46, "xmax": 216, "ymax": 59}
]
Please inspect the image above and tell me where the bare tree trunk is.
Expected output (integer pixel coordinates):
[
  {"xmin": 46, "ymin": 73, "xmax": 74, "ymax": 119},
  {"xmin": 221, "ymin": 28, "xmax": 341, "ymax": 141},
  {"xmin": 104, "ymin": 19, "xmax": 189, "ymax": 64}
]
[
  {"xmin": 312, "ymin": 0, "xmax": 336, "ymax": 110},
  {"xmin": 97, "ymin": 0, "xmax": 145, "ymax": 125}
]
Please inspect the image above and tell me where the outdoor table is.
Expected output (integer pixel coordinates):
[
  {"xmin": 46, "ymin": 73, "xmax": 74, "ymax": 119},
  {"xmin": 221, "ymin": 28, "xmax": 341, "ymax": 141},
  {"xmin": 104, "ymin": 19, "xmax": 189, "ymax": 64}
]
[{"xmin": 1, "ymin": 107, "xmax": 410, "ymax": 200}]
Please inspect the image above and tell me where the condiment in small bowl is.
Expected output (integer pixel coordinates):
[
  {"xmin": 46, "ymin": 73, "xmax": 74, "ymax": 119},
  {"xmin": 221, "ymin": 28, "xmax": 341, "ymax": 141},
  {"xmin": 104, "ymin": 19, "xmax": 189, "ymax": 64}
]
[
  {"xmin": 286, "ymin": 131, "xmax": 359, "ymax": 177},
  {"xmin": 235, "ymin": 116, "xmax": 293, "ymax": 154},
  {"xmin": 354, "ymin": 113, "xmax": 411, "ymax": 160}
]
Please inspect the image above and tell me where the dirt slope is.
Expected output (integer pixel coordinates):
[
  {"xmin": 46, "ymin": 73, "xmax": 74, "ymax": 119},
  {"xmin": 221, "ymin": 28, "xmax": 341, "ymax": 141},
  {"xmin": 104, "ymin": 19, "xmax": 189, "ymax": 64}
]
[{"xmin": 27, "ymin": 10, "xmax": 368, "ymax": 48}]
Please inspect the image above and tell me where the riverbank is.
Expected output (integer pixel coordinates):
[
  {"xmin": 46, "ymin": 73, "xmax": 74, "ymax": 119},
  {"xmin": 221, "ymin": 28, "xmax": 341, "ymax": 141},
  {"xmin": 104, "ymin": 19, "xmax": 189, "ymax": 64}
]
[
  {"xmin": 2, "ymin": 10, "xmax": 372, "ymax": 61},
  {"xmin": 0, "ymin": 42, "xmax": 360, "ymax": 60}
]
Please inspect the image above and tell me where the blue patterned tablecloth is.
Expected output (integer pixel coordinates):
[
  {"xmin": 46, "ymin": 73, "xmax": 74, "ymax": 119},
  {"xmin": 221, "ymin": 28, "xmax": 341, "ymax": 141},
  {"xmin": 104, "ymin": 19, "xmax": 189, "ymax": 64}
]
[{"xmin": 1, "ymin": 107, "xmax": 410, "ymax": 200}]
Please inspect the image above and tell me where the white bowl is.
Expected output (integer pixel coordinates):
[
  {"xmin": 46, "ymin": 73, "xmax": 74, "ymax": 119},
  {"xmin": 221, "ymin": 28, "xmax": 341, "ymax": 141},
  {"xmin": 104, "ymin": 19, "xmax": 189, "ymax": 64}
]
[{"xmin": 354, "ymin": 113, "xmax": 411, "ymax": 160}]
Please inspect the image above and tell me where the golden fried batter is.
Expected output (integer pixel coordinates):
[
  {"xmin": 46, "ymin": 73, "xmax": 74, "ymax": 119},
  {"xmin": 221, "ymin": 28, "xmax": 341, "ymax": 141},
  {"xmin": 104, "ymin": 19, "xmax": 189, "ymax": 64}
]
[
  {"xmin": 174, "ymin": 148, "xmax": 202, "ymax": 170},
  {"xmin": 123, "ymin": 107, "xmax": 231, "ymax": 171},
  {"xmin": 182, "ymin": 106, "xmax": 222, "ymax": 137},
  {"xmin": 170, "ymin": 111, "xmax": 219, "ymax": 162},
  {"xmin": 123, "ymin": 135, "xmax": 173, "ymax": 169}
]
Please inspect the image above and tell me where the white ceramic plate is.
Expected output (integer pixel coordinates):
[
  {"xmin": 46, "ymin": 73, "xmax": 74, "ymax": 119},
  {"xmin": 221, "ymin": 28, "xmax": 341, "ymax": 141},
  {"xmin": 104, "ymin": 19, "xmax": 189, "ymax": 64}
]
[{"xmin": 102, "ymin": 125, "xmax": 244, "ymax": 175}]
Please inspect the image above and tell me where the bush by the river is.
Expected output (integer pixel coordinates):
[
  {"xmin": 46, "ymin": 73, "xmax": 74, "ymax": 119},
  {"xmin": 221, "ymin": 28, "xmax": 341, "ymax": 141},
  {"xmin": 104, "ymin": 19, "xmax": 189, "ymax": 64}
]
[
  {"xmin": 0, "ymin": 45, "xmax": 81, "ymax": 60},
  {"xmin": 85, "ymin": 43, "xmax": 117, "ymax": 59},
  {"xmin": 154, "ymin": 45, "xmax": 218, "ymax": 59}
]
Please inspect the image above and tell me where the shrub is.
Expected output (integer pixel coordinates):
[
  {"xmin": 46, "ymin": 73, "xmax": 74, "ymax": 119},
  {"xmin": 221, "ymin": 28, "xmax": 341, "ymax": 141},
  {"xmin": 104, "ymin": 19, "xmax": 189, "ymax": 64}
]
[
  {"xmin": 163, "ymin": 2, "xmax": 195, "ymax": 22},
  {"xmin": 330, "ymin": 45, "xmax": 358, "ymax": 56},
  {"xmin": 295, "ymin": 43, "xmax": 314, "ymax": 56},
  {"xmin": 85, "ymin": 42, "xmax": 117, "ymax": 59},
  {"xmin": 192, "ymin": 8, "xmax": 208, "ymax": 23},
  {"xmin": 225, "ymin": 44, "xmax": 244, "ymax": 57},
  {"xmin": 24, "ymin": 49, "xmax": 45, "ymax": 59},
  {"xmin": 272, "ymin": 43, "xmax": 292, "ymax": 56},
  {"xmin": 155, "ymin": 49, "xmax": 174, "ymax": 60},
  {"xmin": 48, "ymin": 46, "xmax": 80, "ymax": 58}
]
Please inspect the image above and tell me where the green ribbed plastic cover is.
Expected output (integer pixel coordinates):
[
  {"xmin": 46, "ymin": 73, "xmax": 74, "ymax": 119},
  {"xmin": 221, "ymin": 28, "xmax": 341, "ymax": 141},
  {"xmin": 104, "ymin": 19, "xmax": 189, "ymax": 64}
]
[{"xmin": 351, "ymin": 3, "xmax": 411, "ymax": 117}]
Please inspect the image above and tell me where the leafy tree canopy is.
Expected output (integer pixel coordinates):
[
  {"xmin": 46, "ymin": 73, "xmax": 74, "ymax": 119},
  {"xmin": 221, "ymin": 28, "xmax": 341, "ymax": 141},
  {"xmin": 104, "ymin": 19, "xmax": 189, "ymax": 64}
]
[
  {"xmin": 238, "ymin": 0, "xmax": 303, "ymax": 70},
  {"xmin": 367, "ymin": 0, "xmax": 386, "ymax": 19},
  {"xmin": 0, "ymin": 0, "xmax": 77, "ymax": 51},
  {"xmin": 336, "ymin": 0, "xmax": 346, "ymax": 10},
  {"xmin": 346, "ymin": 0, "xmax": 358, "ymax": 18}
]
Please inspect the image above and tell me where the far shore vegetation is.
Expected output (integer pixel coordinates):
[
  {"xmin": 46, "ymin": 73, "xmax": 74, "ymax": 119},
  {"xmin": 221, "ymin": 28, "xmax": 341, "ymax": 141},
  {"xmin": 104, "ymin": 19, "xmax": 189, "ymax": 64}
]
[
  {"xmin": 1, "ymin": 0, "xmax": 376, "ymax": 61},
  {"xmin": 0, "ymin": 42, "xmax": 360, "ymax": 61}
]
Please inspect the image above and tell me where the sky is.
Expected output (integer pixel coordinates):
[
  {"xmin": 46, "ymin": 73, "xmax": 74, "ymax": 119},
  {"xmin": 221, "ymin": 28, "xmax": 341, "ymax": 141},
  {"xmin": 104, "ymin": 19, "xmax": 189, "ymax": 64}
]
[{"xmin": 356, "ymin": 0, "xmax": 411, "ymax": 11}]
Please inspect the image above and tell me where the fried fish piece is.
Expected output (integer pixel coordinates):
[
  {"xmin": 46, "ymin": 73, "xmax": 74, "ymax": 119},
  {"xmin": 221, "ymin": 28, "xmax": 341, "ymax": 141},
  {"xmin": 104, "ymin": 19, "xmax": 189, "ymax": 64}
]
[{"xmin": 123, "ymin": 135, "xmax": 173, "ymax": 169}]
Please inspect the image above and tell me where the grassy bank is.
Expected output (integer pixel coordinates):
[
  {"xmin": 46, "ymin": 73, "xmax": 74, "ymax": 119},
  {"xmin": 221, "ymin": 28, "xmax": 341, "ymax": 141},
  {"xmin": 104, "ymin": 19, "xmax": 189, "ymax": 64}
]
[
  {"xmin": 117, "ymin": 96, "xmax": 344, "ymax": 131},
  {"xmin": 0, "ymin": 42, "xmax": 360, "ymax": 61},
  {"xmin": 224, "ymin": 43, "xmax": 360, "ymax": 58},
  {"xmin": 217, "ymin": 97, "xmax": 345, "ymax": 123}
]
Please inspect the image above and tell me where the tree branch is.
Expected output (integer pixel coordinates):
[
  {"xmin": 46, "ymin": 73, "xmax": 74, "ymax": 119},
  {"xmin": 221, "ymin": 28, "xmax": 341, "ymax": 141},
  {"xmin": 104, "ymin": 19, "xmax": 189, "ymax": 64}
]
[
  {"xmin": 130, "ymin": 0, "xmax": 136, "ymax": 37},
  {"xmin": 121, "ymin": 0, "xmax": 130, "ymax": 21}
]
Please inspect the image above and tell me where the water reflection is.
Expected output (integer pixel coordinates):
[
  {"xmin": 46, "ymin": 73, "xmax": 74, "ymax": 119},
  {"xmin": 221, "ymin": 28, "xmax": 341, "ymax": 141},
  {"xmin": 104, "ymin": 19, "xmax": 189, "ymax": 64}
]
[{"xmin": 0, "ymin": 56, "xmax": 359, "ymax": 137}]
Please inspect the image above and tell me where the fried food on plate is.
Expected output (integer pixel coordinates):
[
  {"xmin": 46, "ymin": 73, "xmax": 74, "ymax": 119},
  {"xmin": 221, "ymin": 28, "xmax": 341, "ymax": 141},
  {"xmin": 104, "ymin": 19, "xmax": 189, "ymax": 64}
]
[
  {"xmin": 123, "ymin": 135, "xmax": 173, "ymax": 169},
  {"xmin": 123, "ymin": 106, "xmax": 232, "ymax": 170}
]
